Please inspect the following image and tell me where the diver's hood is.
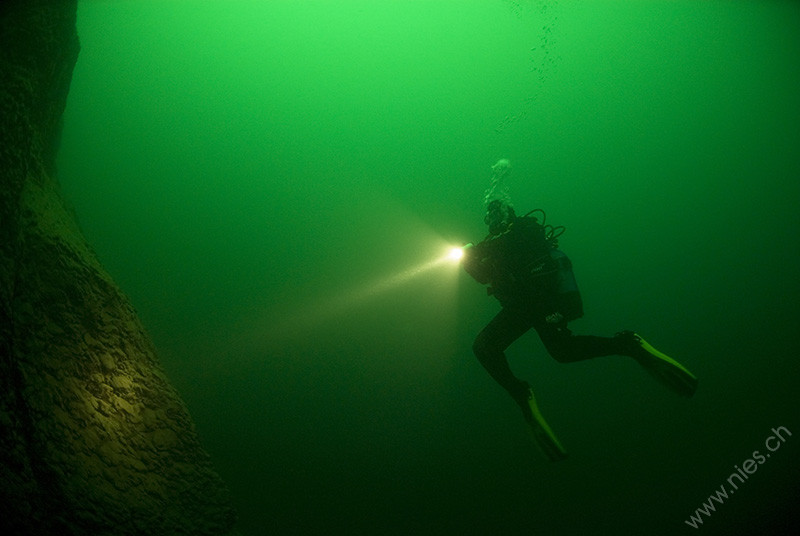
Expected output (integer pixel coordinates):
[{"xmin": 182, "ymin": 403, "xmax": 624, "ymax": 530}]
[{"xmin": 485, "ymin": 200, "xmax": 515, "ymax": 235}]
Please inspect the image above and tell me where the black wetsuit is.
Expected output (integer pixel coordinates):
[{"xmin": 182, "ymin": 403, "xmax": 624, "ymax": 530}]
[{"xmin": 464, "ymin": 214, "xmax": 625, "ymax": 404}]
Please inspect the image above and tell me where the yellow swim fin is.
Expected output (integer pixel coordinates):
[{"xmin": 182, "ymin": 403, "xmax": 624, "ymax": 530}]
[
  {"xmin": 524, "ymin": 387, "xmax": 568, "ymax": 462},
  {"xmin": 624, "ymin": 331, "xmax": 698, "ymax": 397}
]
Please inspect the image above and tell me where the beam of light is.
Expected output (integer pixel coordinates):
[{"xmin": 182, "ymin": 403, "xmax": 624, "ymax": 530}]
[
  {"xmin": 245, "ymin": 241, "xmax": 466, "ymax": 349},
  {"xmin": 227, "ymin": 196, "xmax": 470, "ymax": 375},
  {"xmin": 345, "ymin": 248, "xmax": 459, "ymax": 303}
]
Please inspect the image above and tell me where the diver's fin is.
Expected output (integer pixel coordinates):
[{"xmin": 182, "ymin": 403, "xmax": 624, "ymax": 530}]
[
  {"xmin": 523, "ymin": 388, "xmax": 568, "ymax": 462},
  {"xmin": 625, "ymin": 332, "xmax": 698, "ymax": 397}
]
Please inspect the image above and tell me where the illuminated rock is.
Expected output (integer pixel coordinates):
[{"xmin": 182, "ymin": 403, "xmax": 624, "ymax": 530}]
[{"xmin": 0, "ymin": 1, "xmax": 236, "ymax": 534}]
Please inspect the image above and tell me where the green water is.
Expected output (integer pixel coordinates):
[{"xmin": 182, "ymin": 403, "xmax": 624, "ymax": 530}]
[{"xmin": 58, "ymin": 1, "xmax": 799, "ymax": 534}]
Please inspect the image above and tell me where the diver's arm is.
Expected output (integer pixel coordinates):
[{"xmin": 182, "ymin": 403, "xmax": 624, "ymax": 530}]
[{"xmin": 462, "ymin": 242, "xmax": 493, "ymax": 285}]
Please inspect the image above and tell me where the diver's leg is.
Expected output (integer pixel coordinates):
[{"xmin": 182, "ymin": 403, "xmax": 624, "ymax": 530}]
[
  {"xmin": 472, "ymin": 308, "xmax": 533, "ymax": 402},
  {"xmin": 538, "ymin": 324, "xmax": 698, "ymax": 396},
  {"xmin": 473, "ymin": 309, "xmax": 568, "ymax": 461},
  {"xmin": 536, "ymin": 322, "xmax": 622, "ymax": 363}
]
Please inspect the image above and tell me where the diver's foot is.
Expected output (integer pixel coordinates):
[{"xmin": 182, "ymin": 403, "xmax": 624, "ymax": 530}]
[
  {"xmin": 615, "ymin": 331, "xmax": 698, "ymax": 397},
  {"xmin": 515, "ymin": 383, "xmax": 568, "ymax": 462}
]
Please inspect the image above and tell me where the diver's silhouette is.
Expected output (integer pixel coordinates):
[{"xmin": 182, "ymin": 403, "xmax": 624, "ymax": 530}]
[{"xmin": 462, "ymin": 159, "xmax": 697, "ymax": 461}]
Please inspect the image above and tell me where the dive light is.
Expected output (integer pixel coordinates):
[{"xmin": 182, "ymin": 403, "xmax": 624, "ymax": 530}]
[{"xmin": 448, "ymin": 243, "xmax": 473, "ymax": 263}]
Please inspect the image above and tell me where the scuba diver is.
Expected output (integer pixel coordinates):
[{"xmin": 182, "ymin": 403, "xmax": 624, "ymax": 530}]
[{"xmin": 461, "ymin": 159, "xmax": 698, "ymax": 461}]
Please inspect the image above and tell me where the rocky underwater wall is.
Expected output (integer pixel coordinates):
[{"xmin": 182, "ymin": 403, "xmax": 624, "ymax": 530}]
[{"xmin": 1, "ymin": 1, "xmax": 236, "ymax": 534}]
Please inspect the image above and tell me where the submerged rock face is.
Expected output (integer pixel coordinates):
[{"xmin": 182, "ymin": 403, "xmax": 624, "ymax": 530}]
[{"xmin": 1, "ymin": 1, "xmax": 236, "ymax": 534}]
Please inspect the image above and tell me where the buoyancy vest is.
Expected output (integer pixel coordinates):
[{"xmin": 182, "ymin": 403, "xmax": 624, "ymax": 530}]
[{"xmin": 463, "ymin": 210, "xmax": 583, "ymax": 319}]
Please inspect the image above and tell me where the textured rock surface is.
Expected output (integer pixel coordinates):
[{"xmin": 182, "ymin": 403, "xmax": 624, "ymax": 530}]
[{"xmin": 1, "ymin": 1, "xmax": 236, "ymax": 534}]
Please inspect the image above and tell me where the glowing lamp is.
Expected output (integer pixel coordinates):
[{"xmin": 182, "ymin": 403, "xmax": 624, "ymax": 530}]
[{"xmin": 448, "ymin": 247, "xmax": 465, "ymax": 262}]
